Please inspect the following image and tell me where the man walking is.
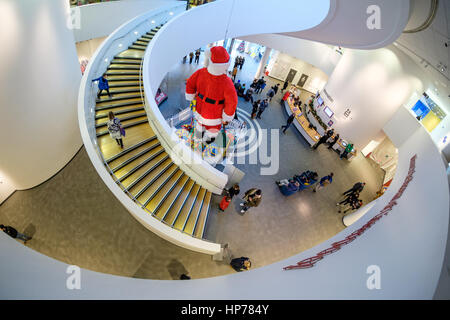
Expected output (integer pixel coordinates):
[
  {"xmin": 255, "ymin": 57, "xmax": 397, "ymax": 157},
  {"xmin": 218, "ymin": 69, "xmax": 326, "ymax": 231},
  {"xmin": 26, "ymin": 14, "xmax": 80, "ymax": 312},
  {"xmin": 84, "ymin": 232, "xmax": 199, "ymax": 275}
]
[
  {"xmin": 313, "ymin": 173, "xmax": 334, "ymax": 192},
  {"xmin": 92, "ymin": 74, "xmax": 111, "ymax": 99},
  {"xmin": 272, "ymin": 83, "xmax": 280, "ymax": 95},
  {"xmin": 343, "ymin": 182, "xmax": 366, "ymax": 196},
  {"xmin": 240, "ymin": 188, "xmax": 262, "ymax": 214},
  {"xmin": 239, "ymin": 56, "xmax": 245, "ymax": 70},
  {"xmin": 266, "ymin": 87, "xmax": 275, "ymax": 102},
  {"xmin": 281, "ymin": 80, "xmax": 289, "ymax": 93},
  {"xmin": 256, "ymin": 99, "xmax": 268, "ymax": 119},
  {"xmin": 281, "ymin": 113, "xmax": 295, "ymax": 134},
  {"xmin": 313, "ymin": 129, "xmax": 333, "ymax": 149},
  {"xmin": 0, "ymin": 224, "xmax": 32, "ymax": 245},
  {"xmin": 189, "ymin": 52, "xmax": 194, "ymax": 64},
  {"xmin": 194, "ymin": 49, "xmax": 201, "ymax": 64},
  {"xmin": 327, "ymin": 133, "xmax": 340, "ymax": 149}
]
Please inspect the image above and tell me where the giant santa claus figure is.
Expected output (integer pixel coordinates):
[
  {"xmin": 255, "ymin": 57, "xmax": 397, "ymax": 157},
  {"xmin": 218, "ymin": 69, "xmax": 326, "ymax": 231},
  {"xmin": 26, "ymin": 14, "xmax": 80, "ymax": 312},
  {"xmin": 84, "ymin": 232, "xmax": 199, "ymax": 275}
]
[{"xmin": 185, "ymin": 46, "xmax": 238, "ymax": 144}]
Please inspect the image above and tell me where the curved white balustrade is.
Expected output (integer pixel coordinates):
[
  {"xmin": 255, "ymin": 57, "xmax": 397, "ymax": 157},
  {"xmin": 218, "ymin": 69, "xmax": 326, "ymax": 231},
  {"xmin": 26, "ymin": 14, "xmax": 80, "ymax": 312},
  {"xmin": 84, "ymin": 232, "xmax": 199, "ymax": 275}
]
[
  {"xmin": 77, "ymin": 2, "xmax": 221, "ymax": 255},
  {"xmin": 2, "ymin": 0, "xmax": 449, "ymax": 299}
]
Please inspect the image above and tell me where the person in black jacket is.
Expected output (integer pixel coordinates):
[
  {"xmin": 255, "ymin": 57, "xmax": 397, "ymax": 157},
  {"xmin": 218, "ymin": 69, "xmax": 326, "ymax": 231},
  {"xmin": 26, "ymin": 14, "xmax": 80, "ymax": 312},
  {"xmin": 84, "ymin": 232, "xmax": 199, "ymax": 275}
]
[
  {"xmin": 0, "ymin": 224, "xmax": 32, "ymax": 244},
  {"xmin": 327, "ymin": 134, "xmax": 340, "ymax": 149},
  {"xmin": 342, "ymin": 182, "xmax": 366, "ymax": 196},
  {"xmin": 281, "ymin": 80, "xmax": 289, "ymax": 93},
  {"xmin": 225, "ymin": 184, "xmax": 240, "ymax": 200},
  {"xmin": 230, "ymin": 257, "xmax": 251, "ymax": 272},
  {"xmin": 281, "ymin": 113, "xmax": 296, "ymax": 134}
]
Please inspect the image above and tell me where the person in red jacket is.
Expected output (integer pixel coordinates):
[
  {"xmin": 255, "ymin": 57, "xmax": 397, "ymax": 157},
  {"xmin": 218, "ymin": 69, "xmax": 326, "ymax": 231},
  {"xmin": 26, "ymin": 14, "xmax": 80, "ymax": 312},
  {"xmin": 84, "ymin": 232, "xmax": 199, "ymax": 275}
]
[{"xmin": 185, "ymin": 46, "xmax": 238, "ymax": 144}]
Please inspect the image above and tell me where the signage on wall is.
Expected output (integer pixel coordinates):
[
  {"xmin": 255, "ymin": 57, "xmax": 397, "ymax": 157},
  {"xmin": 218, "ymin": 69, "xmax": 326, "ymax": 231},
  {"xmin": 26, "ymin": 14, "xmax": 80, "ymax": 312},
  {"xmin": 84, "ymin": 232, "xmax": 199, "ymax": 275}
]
[
  {"xmin": 344, "ymin": 108, "xmax": 351, "ymax": 118},
  {"xmin": 328, "ymin": 120, "xmax": 334, "ymax": 127}
]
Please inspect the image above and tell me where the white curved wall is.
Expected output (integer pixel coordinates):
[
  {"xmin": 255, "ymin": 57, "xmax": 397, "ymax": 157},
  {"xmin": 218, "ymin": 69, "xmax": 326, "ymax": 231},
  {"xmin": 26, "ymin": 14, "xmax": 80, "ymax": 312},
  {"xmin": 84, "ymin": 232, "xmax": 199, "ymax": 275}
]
[
  {"xmin": 1, "ymin": 106, "xmax": 448, "ymax": 299},
  {"xmin": 283, "ymin": 0, "xmax": 410, "ymax": 49},
  {"xmin": 73, "ymin": 0, "xmax": 180, "ymax": 42},
  {"xmin": 0, "ymin": 0, "xmax": 82, "ymax": 190},
  {"xmin": 320, "ymin": 45, "xmax": 428, "ymax": 149},
  {"xmin": 2, "ymin": 0, "xmax": 450, "ymax": 300}
]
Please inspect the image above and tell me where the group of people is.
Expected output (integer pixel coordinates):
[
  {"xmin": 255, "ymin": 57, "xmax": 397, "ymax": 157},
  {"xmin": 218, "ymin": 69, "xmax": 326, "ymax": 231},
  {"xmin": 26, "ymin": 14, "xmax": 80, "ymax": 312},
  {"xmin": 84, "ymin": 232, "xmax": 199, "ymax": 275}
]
[
  {"xmin": 234, "ymin": 56, "xmax": 245, "ymax": 70},
  {"xmin": 219, "ymin": 184, "xmax": 262, "ymax": 214},
  {"xmin": 313, "ymin": 128, "xmax": 354, "ymax": 159},
  {"xmin": 337, "ymin": 182, "xmax": 366, "ymax": 213},
  {"xmin": 275, "ymin": 170, "xmax": 334, "ymax": 195},
  {"xmin": 183, "ymin": 49, "xmax": 201, "ymax": 64}
]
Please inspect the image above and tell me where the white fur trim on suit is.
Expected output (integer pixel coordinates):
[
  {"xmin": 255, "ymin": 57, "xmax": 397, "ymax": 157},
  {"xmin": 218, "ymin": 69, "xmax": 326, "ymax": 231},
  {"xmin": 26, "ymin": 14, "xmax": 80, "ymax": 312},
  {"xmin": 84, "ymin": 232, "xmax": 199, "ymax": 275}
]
[
  {"xmin": 185, "ymin": 92, "xmax": 196, "ymax": 101},
  {"xmin": 194, "ymin": 111, "xmax": 222, "ymax": 126},
  {"xmin": 222, "ymin": 111, "xmax": 235, "ymax": 122},
  {"xmin": 207, "ymin": 58, "xmax": 230, "ymax": 76}
]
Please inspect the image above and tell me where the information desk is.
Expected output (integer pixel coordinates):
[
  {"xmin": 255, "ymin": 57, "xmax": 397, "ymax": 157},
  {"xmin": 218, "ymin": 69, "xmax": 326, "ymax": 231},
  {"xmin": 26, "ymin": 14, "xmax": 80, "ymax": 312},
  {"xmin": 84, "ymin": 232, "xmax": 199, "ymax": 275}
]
[
  {"xmin": 285, "ymin": 96, "xmax": 357, "ymax": 160},
  {"xmin": 285, "ymin": 97, "xmax": 320, "ymax": 146}
]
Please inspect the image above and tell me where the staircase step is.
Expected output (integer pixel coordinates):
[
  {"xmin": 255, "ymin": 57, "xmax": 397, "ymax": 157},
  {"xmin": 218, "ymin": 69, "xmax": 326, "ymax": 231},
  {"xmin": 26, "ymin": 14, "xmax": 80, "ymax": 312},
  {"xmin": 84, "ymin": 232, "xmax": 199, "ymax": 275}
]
[
  {"xmin": 173, "ymin": 184, "xmax": 200, "ymax": 231},
  {"xmin": 111, "ymin": 60, "xmax": 141, "ymax": 65},
  {"xmin": 183, "ymin": 188, "xmax": 206, "ymax": 235},
  {"xmin": 116, "ymin": 151, "xmax": 168, "ymax": 187},
  {"xmin": 96, "ymin": 106, "xmax": 144, "ymax": 120},
  {"xmin": 194, "ymin": 191, "xmax": 212, "ymax": 238},
  {"xmin": 110, "ymin": 141, "xmax": 162, "ymax": 173},
  {"xmin": 108, "ymin": 64, "xmax": 141, "ymax": 70},
  {"xmin": 132, "ymin": 158, "xmax": 174, "ymax": 198},
  {"xmin": 106, "ymin": 70, "xmax": 140, "ymax": 76},
  {"xmin": 95, "ymin": 112, "xmax": 147, "ymax": 128},
  {"xmin": 129, "ymin": 45, "xmax": 147, "ymax": 51},
  {"xmin": 105, "ymin": 136, "xmax": 156, "ymax": 164},
  {"xmin": 96, "ymin": 98, "xmax": 143, "ymax": 110},
  {"xmin": 96, "ymin": 93, "xmax": 142, "ymax": 104},
  {"xmin": 138, "ymin": 163, "xmax": 179, "ymax": 206},
  {"xmin": 101, "ymin": 86, "xmax": 141, "ymax": 95},
  {"xmin": 144, "ymin": 170, "xmax": 184, "ymax": 214},
  {"xmin": 163, "ymin": 179, "xmax": 195, "ymax": 225},
  {"xmin": 154, "ymin": 175, "xmax": 190, "ymax": 220}
]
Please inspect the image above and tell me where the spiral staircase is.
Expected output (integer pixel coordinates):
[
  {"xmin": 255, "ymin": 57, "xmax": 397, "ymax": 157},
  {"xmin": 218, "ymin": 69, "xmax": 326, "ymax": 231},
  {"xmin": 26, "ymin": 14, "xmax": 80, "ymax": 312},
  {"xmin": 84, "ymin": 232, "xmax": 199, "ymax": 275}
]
[{"xmin": 94, "ymin": 25, "xmax": 212, "ymax": 240}]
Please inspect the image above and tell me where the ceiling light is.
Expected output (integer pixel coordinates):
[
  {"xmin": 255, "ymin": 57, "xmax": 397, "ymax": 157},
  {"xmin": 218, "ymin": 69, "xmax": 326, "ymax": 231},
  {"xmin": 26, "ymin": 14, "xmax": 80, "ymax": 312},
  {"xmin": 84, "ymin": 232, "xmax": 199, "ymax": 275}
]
[
  {"xmin": 151, "ymin": 20, "xmax": 155, "ymax": 24},
  {"xmin": 169, "ymin": 12, "xmax": 173, "ymax": 15}
]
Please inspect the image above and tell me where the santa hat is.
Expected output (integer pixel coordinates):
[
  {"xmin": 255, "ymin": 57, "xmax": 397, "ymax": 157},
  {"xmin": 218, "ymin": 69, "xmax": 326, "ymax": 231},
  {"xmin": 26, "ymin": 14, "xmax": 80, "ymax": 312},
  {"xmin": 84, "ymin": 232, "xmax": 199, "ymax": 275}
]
[{"xmin": 206, "ymin": 46, "xmax": 230, "ymax": 76}]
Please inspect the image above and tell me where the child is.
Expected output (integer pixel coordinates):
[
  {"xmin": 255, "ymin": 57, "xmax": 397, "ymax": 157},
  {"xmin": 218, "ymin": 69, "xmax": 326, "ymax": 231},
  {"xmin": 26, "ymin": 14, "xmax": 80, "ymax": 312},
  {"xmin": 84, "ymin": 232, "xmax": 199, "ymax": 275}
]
[{"xmin": 219, "ymin": 196, "xmax": 232, "ymax": 211}]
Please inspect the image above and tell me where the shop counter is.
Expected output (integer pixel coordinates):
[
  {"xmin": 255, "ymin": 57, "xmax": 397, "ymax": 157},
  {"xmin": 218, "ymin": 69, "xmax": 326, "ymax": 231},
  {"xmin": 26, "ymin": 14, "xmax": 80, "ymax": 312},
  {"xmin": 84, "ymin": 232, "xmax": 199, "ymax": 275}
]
[{"xmin": 285, "ymin": 98, "xmax": 320, "ymax": 146}]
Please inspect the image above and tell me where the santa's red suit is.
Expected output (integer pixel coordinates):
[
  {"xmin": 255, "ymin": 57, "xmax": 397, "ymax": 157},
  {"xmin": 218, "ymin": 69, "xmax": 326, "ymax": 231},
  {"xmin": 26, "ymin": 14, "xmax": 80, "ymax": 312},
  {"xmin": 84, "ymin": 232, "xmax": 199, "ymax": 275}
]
[{"xmin": 185, "ymin": 46, "xmax": 237, "ymax": 142}]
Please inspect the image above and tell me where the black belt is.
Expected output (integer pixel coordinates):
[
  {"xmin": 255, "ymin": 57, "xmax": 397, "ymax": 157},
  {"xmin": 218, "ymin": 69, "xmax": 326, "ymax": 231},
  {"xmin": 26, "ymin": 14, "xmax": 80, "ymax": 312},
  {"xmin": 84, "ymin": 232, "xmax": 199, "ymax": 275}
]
[{"xmin": 198, "ymin": 93, "xmax": 224, "ymax": 105}]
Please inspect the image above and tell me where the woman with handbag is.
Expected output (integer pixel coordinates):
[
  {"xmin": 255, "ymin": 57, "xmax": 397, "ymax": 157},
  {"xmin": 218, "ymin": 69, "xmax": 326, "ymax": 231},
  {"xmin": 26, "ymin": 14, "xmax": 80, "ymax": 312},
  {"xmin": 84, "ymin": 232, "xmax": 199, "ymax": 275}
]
[{"xmin": 107, "ymin": 111, "xmax": 125, "ymax": 149}]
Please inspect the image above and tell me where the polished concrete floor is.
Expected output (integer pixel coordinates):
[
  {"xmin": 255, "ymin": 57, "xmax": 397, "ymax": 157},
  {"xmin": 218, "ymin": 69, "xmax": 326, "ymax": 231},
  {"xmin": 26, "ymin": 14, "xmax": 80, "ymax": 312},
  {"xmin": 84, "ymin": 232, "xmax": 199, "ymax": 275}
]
[{"xmin": 0, "ymin": 46, "xmax": 385, "ymax": 280}]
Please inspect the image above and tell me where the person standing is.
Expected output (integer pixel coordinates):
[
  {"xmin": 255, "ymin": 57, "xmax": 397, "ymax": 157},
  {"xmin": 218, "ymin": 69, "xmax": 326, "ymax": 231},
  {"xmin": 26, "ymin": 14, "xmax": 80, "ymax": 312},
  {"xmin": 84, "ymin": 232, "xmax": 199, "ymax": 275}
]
[
  {"xmin": 340, "ymin": 143, "xmax": 353, "ymax": 159},
  {"xmin": 282, "ymin": 90, "xmax": 291, "ymax": 102},
  {"xmin": 232, "ymin": 65, "xmax": 238, "ymax": 82},
  {"xmin": 266, "ymin": 87, "xmax": 275, "ymax": 102},
  {"xmin": 92, "ymin": 74, "xmax": 111, "ymax": 99},
  {"xmin": 225, "ymin": 183, "xmax": 240, "ymax": 200},
  {"xmin": 182, "ymin": 55, "xmax": 187, "ymax": 64},
  {"xmin": 281, "ymin": 113, "xmax": 295, "ymax": 134},
  {"xmin": 0, "ymin": 224, "xmax": 32, "ymax": 245},
  {"xmin": 256, "ymin": 99, "xmax": 268, "ymax": 119},
  {"xmin": 107, "ymin": 111, "xmax": 125, "ymax": 149},
  {"xmin": 327, "ymin": 134, "xmax": 340, "ymax": 149},
  {"xmin": 230, "ymin": 257, "xmax": 251, "ymax": 272},
  {"xmin": 251, "ymin": 100, "xmax": 260, "ymax": 119},
  {"xmin": 189, "ymin": 52, "xmax": 194, "ymax": 64},
  {"xmin": 240, "ymin": 188, "xmax": 262, "ymax": 214},
  {"xmin": 272, "ymin": 83, "xmax": 280, "ymax": 95},
  {"xmin": 313, "ymin": 173, "xmax": 334, "ymax": 192},
  {"xmin": 342, "ymin": 182, "xmax": 365, "ymax": 196},
  {"xmin": 313, "ymin": 130, "xmax": 333, "ymax": 149},
  {"xmin": 281, "ymin": 80, "xmax": 289, "ymax": 93},
  {"xmin": 337, "ymin": 191, "xmax": 359, "ymax": 207},
  {"xmin": 240, "ymin": 56, "xmax": 245, "ymax": 69},
  {"xmin": 339, "ymin": 199, "xmax": 363, "ymax": 214},
  {"xmin": 255, "ymin": 77, "xmax": 265, "ymax": 94},
  {"xmin": 194, "ymin": 49, "xmax": 201, "ymax": 64},
  {"xmin": 244, "ymin": 87, "xmax": 254, "ymax": 103}
]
